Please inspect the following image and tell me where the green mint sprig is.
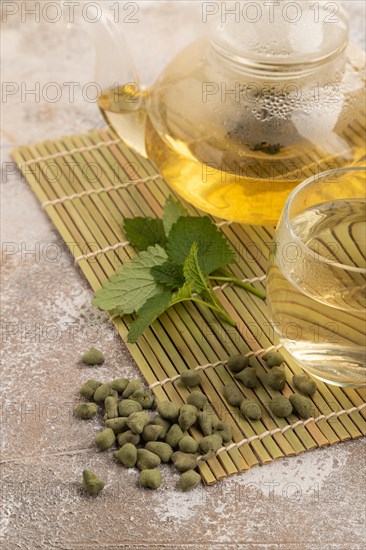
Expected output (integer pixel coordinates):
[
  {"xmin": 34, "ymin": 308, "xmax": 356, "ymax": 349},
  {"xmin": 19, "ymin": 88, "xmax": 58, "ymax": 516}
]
[{"xmin": 92, "ymin": 196, "xmax": 265, "ymax": 343}]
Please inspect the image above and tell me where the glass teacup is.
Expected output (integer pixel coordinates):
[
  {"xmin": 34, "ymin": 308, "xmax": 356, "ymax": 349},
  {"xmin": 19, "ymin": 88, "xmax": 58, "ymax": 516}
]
[{"xmin": 267, "ymin": 167, "xmax": 366, "ymax": 387}]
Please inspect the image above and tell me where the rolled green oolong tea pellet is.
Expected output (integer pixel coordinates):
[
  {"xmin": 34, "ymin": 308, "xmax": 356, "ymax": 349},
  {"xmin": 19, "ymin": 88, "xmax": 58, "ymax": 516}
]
[
  {"xmin": 180, "ymin": 370, "xmax": 202, "ymax": 387},
  {"xmin": 136, "ymin": 448, "xmax": 161, "ymax": 470},
  {"xmin": 178, "ymin": 470, "xmax": 201, "ymax": 492},
  {"xmin": 222, "ymin": 383, "xmax": 243, "ymax": 407},
  {"xmin": 105, "ymin": 417, "xmax": 129, "ymax": 434},
  {"xmin": 266, "ymin": 367, "xmax": 286, "ymax": 391},
  {"xmin": 213, "ymin": 421, "xmax": 232, "ymax": 442},
  {"xmin": 81, "ymin": 347, "xmax": 105, "ymax": 366},
  {"xmin": 290, "ymin": 394, "xmax": 314, "ymax": 419},
  {"xmin": 75, "ymin": 403, "xmax": 99, "ymax": 420},
  {"xmin": 165, "ymin": 424, "xmax": 184, "ymax": 448},
  {"xmin": 178, "ymin": 404, "xmax": 198, "ymax": 431},
  {"xmin": 263, "ymin": 351, "xmax": 284, "ymax": 368},
  {"xmin": 113, "ymin": 443, "xmax": 137, "ymax": 468},
  {"xmin": 197, "ymin": 410, "xmax": 213, "ymax": 436},
  {"xmin": 150, "ymin": 415, "xmax": 171, "ymax": 439},
  {"xmin": 240, "ymin": 399, "xmax": 262, "ymax": 420},
  {"xmin": 122, "ymin": 379, "xmax": 142, "ymax": 399},
  {"xmin": 199, "ymin": 434, "xmax": 223, "ymax": 455},
  {"xmin": 157, "ymin": 401, "xmax": 180, "ymax": 421},
  {"xmin": 94, "ymin": 428, "xmax": 116, "ymax": 450},
  {"xmin": 179, "ymin": 435, "xmax": 199, "ymax": 453},
  {"xmin": 118, "ymin": 399, "xmax": 142, "ymax": 417},
  {"xmin": 79, "ymin": 379, "xmax": 101, "ymax": 400},
  {"xmin": 142, "ymin": 424, "xmax": 164, "ymax": 442},
  {"xmin": 93, "ymin": 383, "xmax": 113, "ymax": 403},
  {"xmin": 235, "ymin": 367, "xmax": 258, "ymax": 388},
  {"xmin": 82, "ymin": 469, "xmax": 105, "ymax": 495},
  {"xmin": 227, "ymin": 354, "xmax": 249, "ymax": 373},
  {"xmin": 117, "ymin": 430, "xmax": 140, "ymax": 447},
  {"xmin": 145, "ymin": 441, "xmax": 174, "ymax": 463},
  {"xmin": 187, "ymin": 391, "xmax": 208, "ymax": 410},
  {"xmin": 130, "ymin": 389, "xmax": 154, "ymax": 409},
  {"xmin": 104, "ymin": 395, "xmax": 119, "ymax": 420},
  {"xmin": 139, "ymin": 468, "xmax": 162, "ymax": 489},
  {"xmin": 293, "ymin": 375, "xmax": 317, "ymax": 396},
  {"xmin": 171, "ymin": 452, "xmax": 198, "ymax": 472},
  {"xmin": 109, "ymin": 378, "xmax": 129, "ymax": 393},
  {"xmin": 127, "ymin": 411, "xmax": 150, "ymax": 434},
  {"xmin": 269, "ymin": 396, "xmax": 293, "ymax": 418}
]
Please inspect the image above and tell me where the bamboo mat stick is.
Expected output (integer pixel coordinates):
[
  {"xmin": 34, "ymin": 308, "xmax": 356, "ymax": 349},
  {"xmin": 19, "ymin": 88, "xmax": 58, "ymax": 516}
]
[
  {"xmin": 14, "ymin": 147, "xmax": 104, "ymax": 289},
  {"xmin": 32, "ymin": 142, "xmax": 114, "ymax": 280}
]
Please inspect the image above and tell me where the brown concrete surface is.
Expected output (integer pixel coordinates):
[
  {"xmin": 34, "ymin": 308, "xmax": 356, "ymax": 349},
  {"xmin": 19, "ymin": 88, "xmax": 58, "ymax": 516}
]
[{"xmin": 1, "ymin": 3, "xmax": 366, "ymax": 549}]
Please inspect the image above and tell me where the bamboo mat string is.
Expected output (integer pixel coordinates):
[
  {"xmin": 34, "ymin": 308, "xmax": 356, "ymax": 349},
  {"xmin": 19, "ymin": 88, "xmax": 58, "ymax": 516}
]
[
  {"xmin": 74, "ymin": 241, "xmax": 132, "ymax": 263},
  {"xmin": 73, "ymin": 235, "xmax": 265, "ymax": 266},
  {"xmin": 197, "ymin": 403, "xmax": 366, "ymax": 461},
  {"xmin": 2, "ymin": 403, "xmax": 364, "ymax": 467},
  {"xmin": 41, "ymin": 175, "xmax": 162, "ymax": 207},
  {"xmin": 21, "ymin": 139, "xmax": 122, "ymax": 165},
  {"xmin": 211, "ymin": 275, "xmax": 267, "ymax": 289},
  {"xmin": 148, "ymin": 344, "xmax": 283, "ymax": 389}
]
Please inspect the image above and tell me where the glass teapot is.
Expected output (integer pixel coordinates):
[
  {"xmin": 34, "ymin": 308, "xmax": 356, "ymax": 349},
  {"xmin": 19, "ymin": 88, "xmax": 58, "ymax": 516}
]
[{"xmin": 70, "ymin": 1, "xmax": 365, "ymax": 224}]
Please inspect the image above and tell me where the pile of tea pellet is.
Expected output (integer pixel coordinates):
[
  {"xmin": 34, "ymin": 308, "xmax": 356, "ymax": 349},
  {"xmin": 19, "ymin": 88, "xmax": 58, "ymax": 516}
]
[
  {"xmin": 77, "ymin": 351, "xmax": 233, "ymax": 494},
  {"xmin": 223, "ymin": 351, "xmax": 317, "ymax": 420},
  {"xmin": 78, "ymin": 347, "xmax": 318, "ymax": 496}
]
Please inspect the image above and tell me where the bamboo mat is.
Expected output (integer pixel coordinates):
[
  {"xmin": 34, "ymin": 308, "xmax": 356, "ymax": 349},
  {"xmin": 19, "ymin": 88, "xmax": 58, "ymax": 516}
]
[{"xmin": 12, "ymin": 129, "xmax": 366, "ymax": 485}]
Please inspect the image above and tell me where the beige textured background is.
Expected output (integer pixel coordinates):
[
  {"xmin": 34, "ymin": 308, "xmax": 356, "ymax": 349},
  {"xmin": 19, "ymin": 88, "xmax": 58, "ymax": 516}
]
[{"xmin": 1, "ymin": 2, "xmax": 365, "ymax": 549}]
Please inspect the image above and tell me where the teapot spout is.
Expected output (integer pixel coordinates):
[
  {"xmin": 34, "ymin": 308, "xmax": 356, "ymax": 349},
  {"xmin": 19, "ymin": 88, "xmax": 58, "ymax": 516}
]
[{"xmin": 63, "ymin": 1, "xmax": 147, "ymax": 156}]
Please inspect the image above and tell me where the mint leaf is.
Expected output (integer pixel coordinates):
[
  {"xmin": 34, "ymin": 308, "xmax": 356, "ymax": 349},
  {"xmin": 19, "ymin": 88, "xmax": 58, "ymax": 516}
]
[
  {"xmin": 182, "ymin": 243, "xmax": 209, "ymax": 294},
  {"xmin": 93, "ymin": 198, "xmax": 247, "ymax": 342},
  {"xmin": 166, "ymin": 217, "xmax": 235, "ymax": 275},
  {"xmin": 163, "ymin": 195, "xmax": 188, "ymax": 236},
  {"xmin": 93, "ymin": 245, "xmax": 168, "ymax": 313},
  {"xmin": 128, "ymin": 281, "xmax": 196, "ymax": 343},
  {"xmin": 182, "ymin": 243, "xmax": 236, "ymax": 326},
  {"xmin": 151, "ymin": 262, "xmax": 185, "ymax": 289},
  {"xmin": 124, "ymin": 217, "xmax": 167, "ymax": 251},
  {"xmin": 170, "ymin": 282, "xmax": 196, "ymax": 305},
  {"xmin": 126, "ymin": 246, "xmax": 239, "ymax": 343},
  {"xmin": 127, "ymin": 290, "xmax": 173, "ymax": 344}
]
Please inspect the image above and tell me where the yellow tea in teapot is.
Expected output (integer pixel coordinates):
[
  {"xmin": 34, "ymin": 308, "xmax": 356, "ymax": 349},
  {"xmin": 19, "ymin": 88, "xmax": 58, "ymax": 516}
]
[
  {"xmin": 144, "ymin": 113, "xmax": 365, "ymax": 226},
  {"xmin": 99, "ymin": 72, "xmax": 365, "ymax": 225}
]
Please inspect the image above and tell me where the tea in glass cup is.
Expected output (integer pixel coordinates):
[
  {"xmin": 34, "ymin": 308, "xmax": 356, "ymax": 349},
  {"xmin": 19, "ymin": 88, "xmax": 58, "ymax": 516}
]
[{"xmin": 267, "ymin": 167, "xmax": 366, "ymax": 387}]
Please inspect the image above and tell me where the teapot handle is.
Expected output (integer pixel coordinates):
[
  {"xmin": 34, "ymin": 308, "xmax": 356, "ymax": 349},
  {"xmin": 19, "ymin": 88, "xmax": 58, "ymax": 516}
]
[{"xmin": 63, "ymin": 1, "xmax": 147, "ymax": 156}]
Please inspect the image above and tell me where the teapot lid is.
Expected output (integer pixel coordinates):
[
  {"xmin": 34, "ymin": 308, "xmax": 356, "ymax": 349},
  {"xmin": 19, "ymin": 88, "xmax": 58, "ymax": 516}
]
[{"xmin": 209, "ymin": 1, "xmax": 349, "ymax": 73}]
